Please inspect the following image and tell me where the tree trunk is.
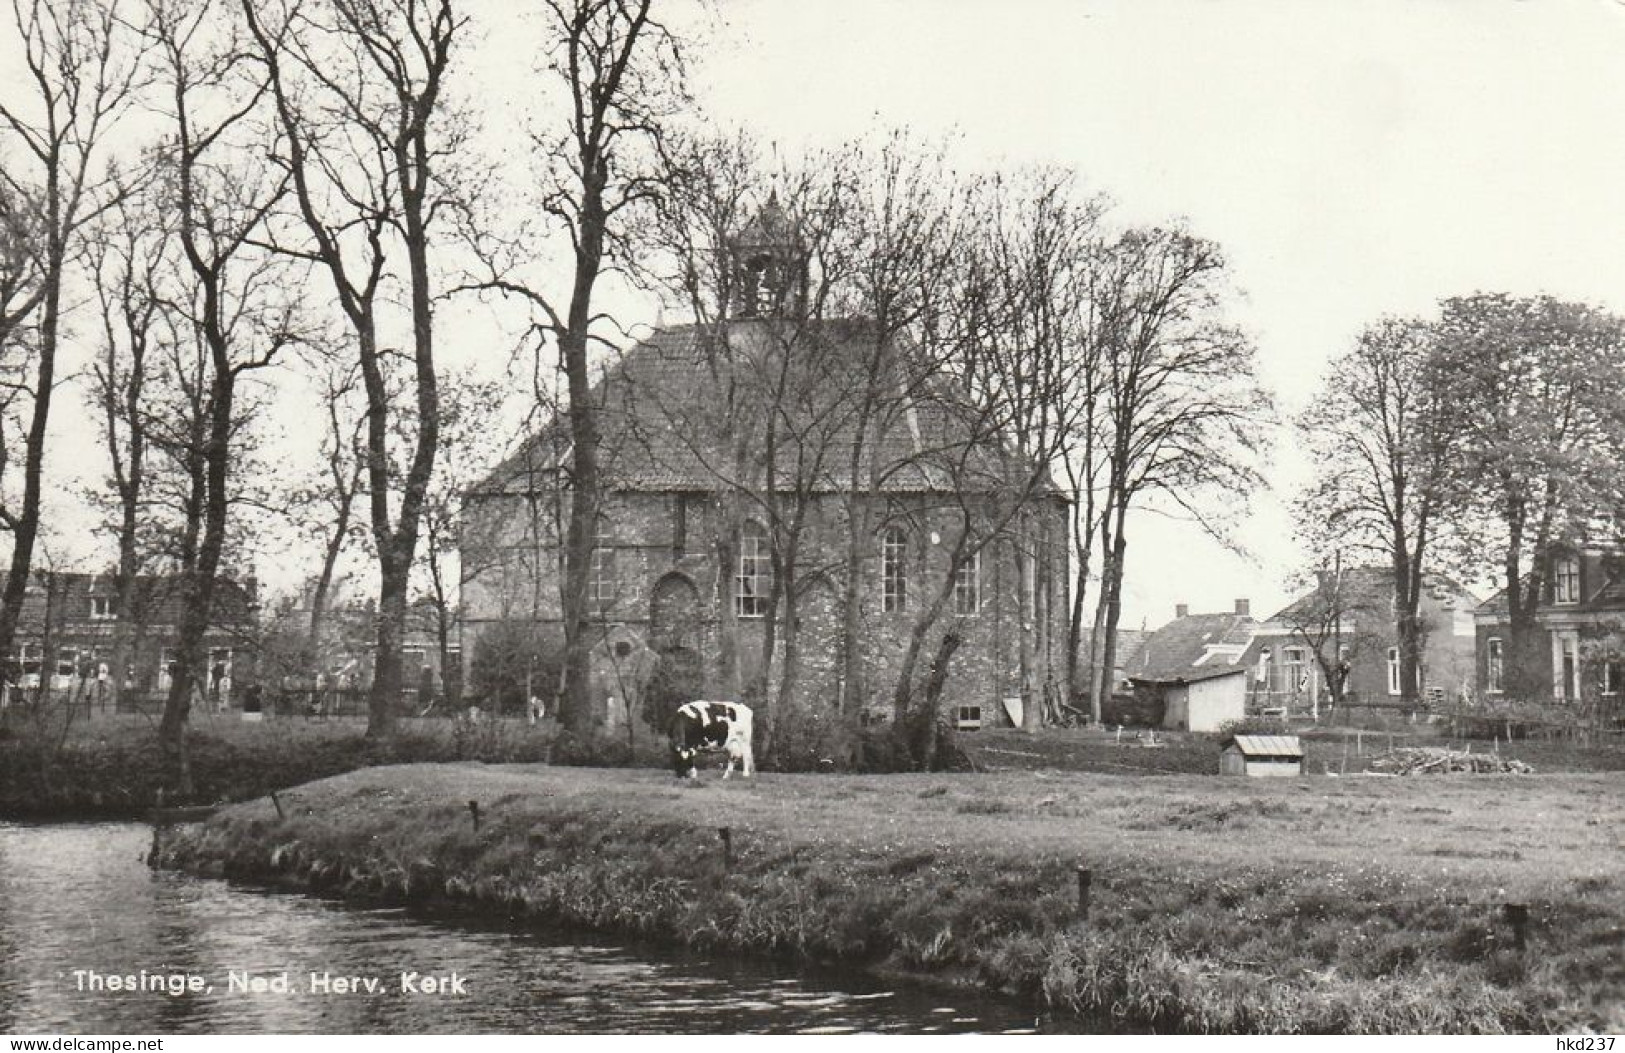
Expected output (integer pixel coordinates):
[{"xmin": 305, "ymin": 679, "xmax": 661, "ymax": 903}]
[
  {"xmin": 913, "ymin": 629, "xmax": 962, "ymax": 771},
  {"xmin": 1092, "ymin": 509, "xmax": 1129, "ymax": 720},
  {"xmin": 0, "ymin": 261, "xmax": 61, "ymax": 665}
]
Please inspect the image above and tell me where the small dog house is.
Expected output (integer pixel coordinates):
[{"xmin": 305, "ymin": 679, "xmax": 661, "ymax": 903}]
[{"xmin": 1220, "ymin": 734, "xmax": 1304, "ymax": 777}]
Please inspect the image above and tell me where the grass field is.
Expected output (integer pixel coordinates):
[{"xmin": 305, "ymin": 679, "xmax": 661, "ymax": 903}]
[{"xmin": 156, "ymin": 761, "xmax": 1625, "ymax": 1033}]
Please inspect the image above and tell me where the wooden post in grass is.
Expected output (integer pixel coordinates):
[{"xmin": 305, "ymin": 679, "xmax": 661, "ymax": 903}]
[
  {"xmin": 1076, "ymin": 866, "xmax": 1093, "ymax": 918},
  {"xmin": 1503, "ymin": 903, "xmax": 1528, "ymax": 951},
  {"xmin": 718, "ymin": 826, "xmax": 733, "ymax": 869},
  {"xmin": 468, "ymin": 800, "xmax": 481, "ymax": 832},
  {"xmin": 271, "ymin": 791, "xmax": 285, "ymax": 819}
]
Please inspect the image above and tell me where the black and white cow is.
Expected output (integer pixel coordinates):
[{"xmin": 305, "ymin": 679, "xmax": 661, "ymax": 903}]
[{"xmin": 670, "ymin": 700, "xmax": 755, "ymax": 779}]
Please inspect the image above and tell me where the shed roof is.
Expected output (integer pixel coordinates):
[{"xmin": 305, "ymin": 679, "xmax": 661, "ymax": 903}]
[
  {"xmin": 1223, "ymin": 734, "xmax": 1304, "ymax": 758},
  {"xmin": 1130, "ymin": 611, "xmax": 1256, "ymax": 682}
]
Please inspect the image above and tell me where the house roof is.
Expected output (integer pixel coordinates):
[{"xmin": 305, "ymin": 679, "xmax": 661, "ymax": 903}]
[
  {"xmin": 0, "ymin": 570, "xmax": 257, "ymax": 633},
  {"xmin": 1129, "ymin": 611, "xmax": 1257, "ymax": 683},
  {"xmin": 1268, "ymin": 565, "xmax": 1478, "ymax": 625},
  {"xmin": 472, "ymin": 320, "xmax": 1064, "ymax": 499},
  {"xmin": 1224, "ymin": 734, "xmax": 1304, "ymax": 758}
]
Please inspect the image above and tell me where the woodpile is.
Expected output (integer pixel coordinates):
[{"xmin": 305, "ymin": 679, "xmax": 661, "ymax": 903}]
[{"xmin": 1368, "ymin": 747, "xmax": 1533, "ymax": 775}]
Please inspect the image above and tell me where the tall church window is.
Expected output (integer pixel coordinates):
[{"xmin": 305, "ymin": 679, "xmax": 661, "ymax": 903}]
[
  {"xmin": 588, "ymin": 525, "xmax": 616, "ymax": 613},
  {"xmin": 737, "ymin": 521, "xmax": 772, "ymax": 619},
  {"xmin": 881, "ymin": 527, "xmax": 907, "ymax": 612},
  {"xmin": 1387, "ymin": 647, "xmax": 1401, "ymax": 696},
  {"xmin": 953, "ymin": 550, "xmax": 981, "ymax": 616},
  {"xmin": 1487, "ymin": 638, "xmax": 1503, "ymax": 694}
]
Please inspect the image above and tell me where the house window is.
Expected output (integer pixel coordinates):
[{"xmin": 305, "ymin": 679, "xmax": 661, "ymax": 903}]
[
  {"xmin": 736, "ymin": 521, "xmax": 771, "ymax": 619},
  {"xmin": 671, "ymin": 495, "xmax": 687, "ymax": 554},
  {"xmin": 1602, "ymin": 660, "xmax": 1620, "ymax": 697},
  {"xmin": 1487, "ymin": 638, "xmax": 1504, "ymax": 694},
  {"xmin": 90, "ymin": 596, "xmax": 115, "ymax": 620},
  {"xmin": 1283, "ymin": 646, "xmax": 1307, "ymax": 694},
  {"xmin": 1554, "ymin": 556, "xmax": 1581, "ymax": 604},
  {"xmin": 1387, "ymin": 647, "xmax": 1401, "ymax": 696},
  {"xmin": 587, "ymin": 526, "xmax": 615, "ymax": 612},
  {"xmin": 881, "ymin": 527, "xmax": 907, "ymax": 613},
  {"xmin": 1557, "ymin": 635, "xmax": 1579, "ymax": 701},
  {"xmin": 953, "ymin": 551, "xmax": 980, "ymax": 616},
  {"xmin": 955, "ymin": 703, "xmax": 983, "ymax": 730}
]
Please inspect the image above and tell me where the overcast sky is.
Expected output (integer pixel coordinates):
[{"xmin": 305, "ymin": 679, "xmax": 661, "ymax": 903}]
[
  {"xmin": 674, "ymin": 0, "xmax": 1625, "ymax": 627},
  {"xmin": 10, "ymin": 0, "xmax": 1625, "ymax": 628}
]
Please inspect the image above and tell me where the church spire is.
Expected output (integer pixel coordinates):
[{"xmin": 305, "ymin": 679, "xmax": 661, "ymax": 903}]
[{"xmin": 728, "ymin": 192, "xmax": 807, "ymax": 319}]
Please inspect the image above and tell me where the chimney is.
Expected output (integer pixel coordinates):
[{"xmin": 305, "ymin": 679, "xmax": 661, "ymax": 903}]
[
  {"xmin": 1175, "ymin": 603, "xmax": 1189, "ymax": 619},
  {"xmin": 1235, "ymin": 598, "xmax": 1250, "ymax": 617}
]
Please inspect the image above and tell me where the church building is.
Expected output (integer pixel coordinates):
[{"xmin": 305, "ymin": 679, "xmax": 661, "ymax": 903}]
[{"xmin": 459, "ymin": 200, "xmax": 1069, "ymax": 735}]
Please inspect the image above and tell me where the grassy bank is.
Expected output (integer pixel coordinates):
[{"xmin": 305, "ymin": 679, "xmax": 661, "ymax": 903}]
[
  {"xmin": 0, "ymin": 714, "xmax": 574, "ymax": 819},
  {"xmin": 153, "ymin": 764, "xmax": 1624, "ymax": 1033}
]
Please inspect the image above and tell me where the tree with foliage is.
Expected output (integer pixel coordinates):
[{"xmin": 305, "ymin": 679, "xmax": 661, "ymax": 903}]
[
  {"xmin": 1431, "ymin": 293, "xmax": 1625, "ymax": 698},
  {"xmin": 1297, "ymin": 315, "xmax": 1465, "ymax": 703}
]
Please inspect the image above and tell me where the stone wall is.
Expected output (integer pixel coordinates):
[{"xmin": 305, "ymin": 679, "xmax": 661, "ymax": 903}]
[{"xmin": 460, "ymin": 488, "xmax": 1069, "ymax": 728}]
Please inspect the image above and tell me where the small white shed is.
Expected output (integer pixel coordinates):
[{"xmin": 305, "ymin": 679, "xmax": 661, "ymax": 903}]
[
  {"xmin": 1220, "ymin": 734, "xmax": 1304, "ymax": 777},
  {"xmin": 1158, "ymin": 668, "xmax": 1248, "ymax": 733}
]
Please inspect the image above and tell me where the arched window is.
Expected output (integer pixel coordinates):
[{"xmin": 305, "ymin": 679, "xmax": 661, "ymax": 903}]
[
  {"xmin": 736, "ymin": 521, "xmax": 772, "ymax": 618},
  {"xmin": 880, "ymin": 527, "xmax": 907, "ymax": 612}
]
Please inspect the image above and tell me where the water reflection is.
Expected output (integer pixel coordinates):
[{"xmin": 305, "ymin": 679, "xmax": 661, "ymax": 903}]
[{"xmin": 0, "ymin": 823, "xmax": 1048, "ymax": 1034}]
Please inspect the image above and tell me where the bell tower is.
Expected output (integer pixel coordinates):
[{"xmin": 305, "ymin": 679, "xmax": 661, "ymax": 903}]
[{"xmin": 728, "ymin": 193, "xmax": 807, "ymax": 319}]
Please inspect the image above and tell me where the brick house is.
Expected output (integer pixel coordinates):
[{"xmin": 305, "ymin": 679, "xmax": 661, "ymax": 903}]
[
  {"xmin": 1473, "ymin": 543, "xmax": 1625, "ymax": 718},
  {"xmin": 261, "ymin": 582, "xmax": 455, "ymax": 711},
  {"xmin": 1, "ymin": 570, "xmax": 257, "ymax": 706},
  {"xmin": 1249, "ymin": 567, "xmax": 1478, "ymax": 715},
  {"xmin": 460, "ymin": 205, "xmax": 1069, "ymax": 731}
]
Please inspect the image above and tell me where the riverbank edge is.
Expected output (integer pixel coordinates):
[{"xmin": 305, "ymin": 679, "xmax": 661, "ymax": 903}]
[{"xmin": 148, "ymin": 764, "xmax": 1618, "ymax": 1034}]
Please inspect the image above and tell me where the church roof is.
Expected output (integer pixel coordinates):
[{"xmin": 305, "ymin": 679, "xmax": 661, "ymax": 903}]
[{"xmin": 474, "ymin": 320, "xmax": 1062, "ymax": 499}]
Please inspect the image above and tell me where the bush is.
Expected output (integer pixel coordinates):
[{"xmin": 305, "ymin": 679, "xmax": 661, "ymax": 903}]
[
  {"xmin": 640, "ymin": 647, "xmax": 703, "ymax": 732},
  {"xmin": 468, "ymin": 621, "xmax": 564, "ymax": 715},
  {"xmin": 1214, "ymin": 716, "xmax": 1292, "ymax": 738}
]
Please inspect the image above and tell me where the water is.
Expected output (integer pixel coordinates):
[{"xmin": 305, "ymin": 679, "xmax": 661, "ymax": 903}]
[{"xmin": 0, "ymin": 823, "xmax": 1047, "ymax": 1034}]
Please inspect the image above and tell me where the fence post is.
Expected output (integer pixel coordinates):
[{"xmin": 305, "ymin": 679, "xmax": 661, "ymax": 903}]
[
  {"xmin": 468, "ymin": 800, "xmax": 481, "ymax": 832},
  {"xmin": 718, "ymin": 826, "xmax": 733, "ymax": 869},
  {"xmin": 1076, "ymin": 866, "xmax": 1093, "ymax": 918},
  {"xmin": 1503, "ymin": 903, "xmax": 1528, "ymax": 952}
]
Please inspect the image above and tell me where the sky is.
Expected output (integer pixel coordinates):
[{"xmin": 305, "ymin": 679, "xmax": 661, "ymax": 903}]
[
  {"xmin": 9, "ymin": 0, "xmax": 1625, "ymax": 628},
  {"xmin": 675, "ymin": 0, "xmax": 1625, "ymax": 627}
]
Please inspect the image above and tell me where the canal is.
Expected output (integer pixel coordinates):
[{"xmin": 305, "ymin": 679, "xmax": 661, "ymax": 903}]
[{"xmin": 0, "ymin": 822, "xmax": 1048, "ymax": 1034}]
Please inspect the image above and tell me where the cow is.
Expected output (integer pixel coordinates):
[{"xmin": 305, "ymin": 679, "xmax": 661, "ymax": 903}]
[{"xmin": 670, "ymin": 700, "xmax": 755, "ymax": 779}]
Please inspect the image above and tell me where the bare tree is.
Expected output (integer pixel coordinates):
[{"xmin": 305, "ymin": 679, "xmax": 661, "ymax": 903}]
[
  {"xmin": 143, "ymin": 0, "xmax": 294, "ymax": 777},
  {"xmin": 1086, "ymin": 226, "xmax": 1272, "ymax": 716},
  {"xmin": 85, "ymin": 181, "xmax": 169, "ymax": 711},
  {"xmin": 466, "ymin": 0, "xmax": 687, "ymax": 736},
  {"xmin": 242, "ymin": 0, "xmax": 466, "ymax": 736},
  {"xmin": 412, "ymin": 372, "xmax": 509, "ymax": 709},
  {"xmin": 0, "ymin": 0, "xmax": 145, "ymax": 666},
  {"xmin": 294, "ymin": 359, "xmax": 367, "ymax": 672}
]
